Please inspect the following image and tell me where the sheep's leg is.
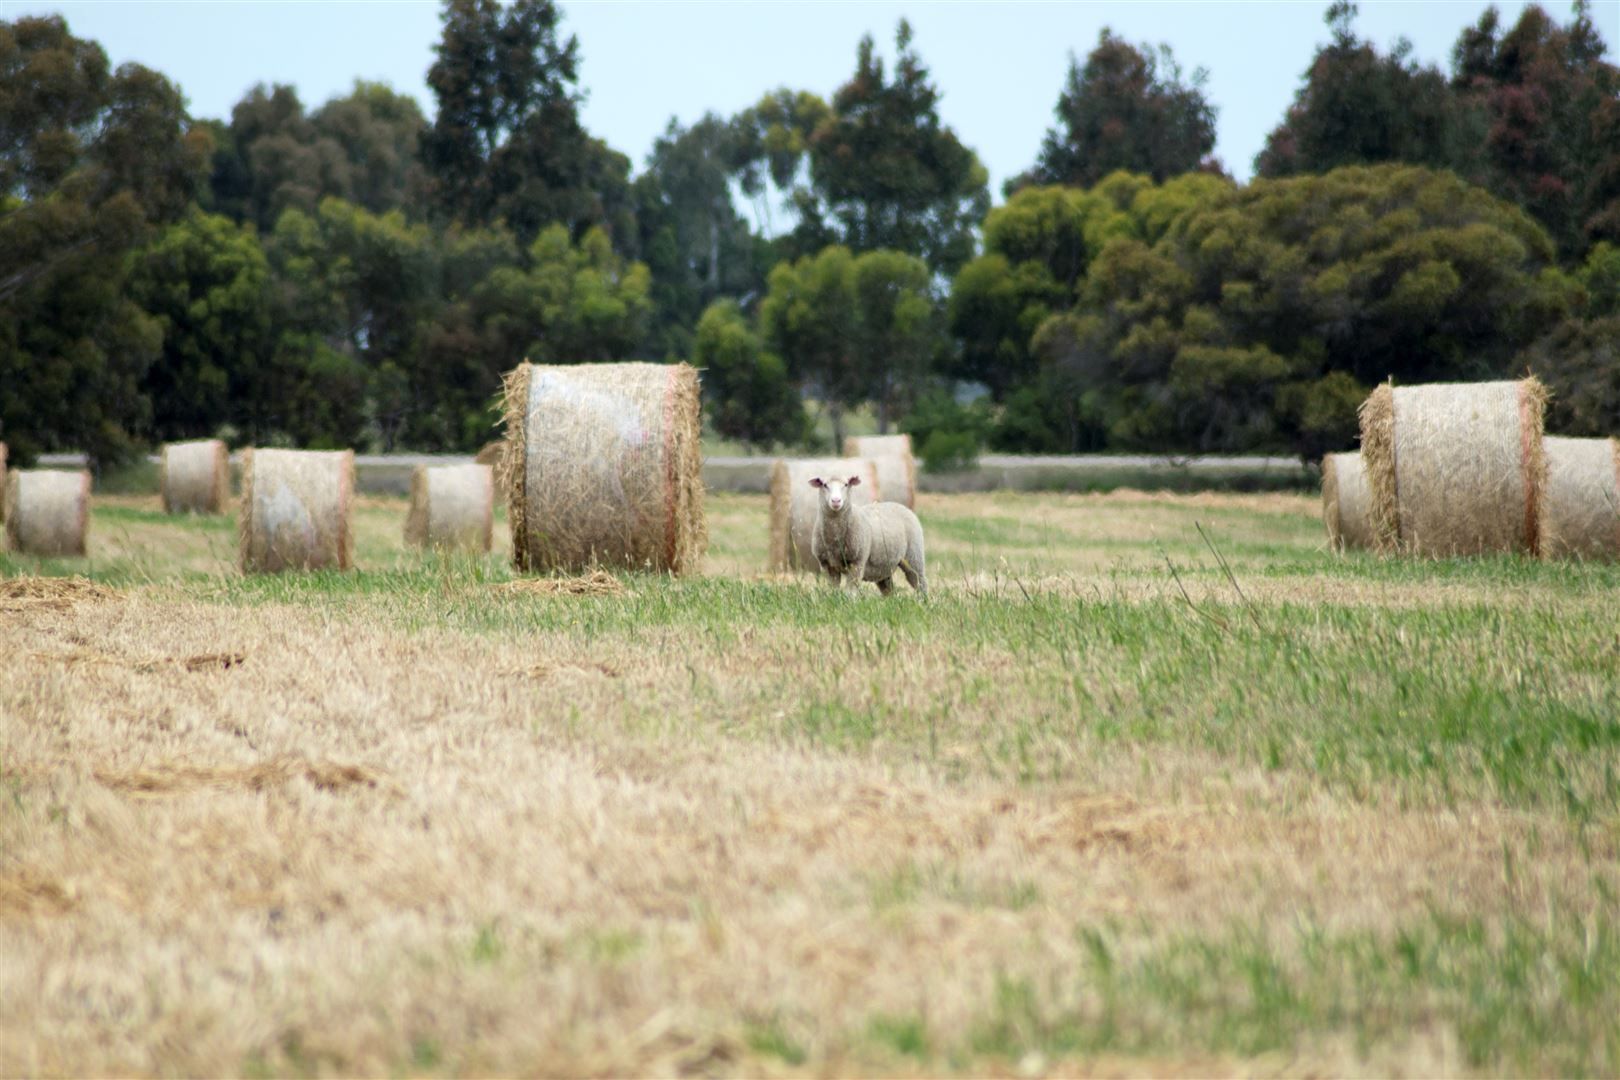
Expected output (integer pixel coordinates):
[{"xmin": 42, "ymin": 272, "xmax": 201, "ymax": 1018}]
[
  {"xmin": 899, "ymin": 558, "xmax": 927, "ymax": 597},
  {"xmin": 845, "ymin": 556, "xmax": 868, "ymax": 593},
  {"xmin": 876, "ymin": 576, "xmax": 894, "ymax": 596}
]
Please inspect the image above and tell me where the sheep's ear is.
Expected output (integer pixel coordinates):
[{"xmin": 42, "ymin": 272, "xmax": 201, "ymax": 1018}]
[
  {"xmin": 809, "ymin": 477, "xmax": 824, "ymax": 488},
  {"xmin": 847, "ymin": 475, "xmax": 861, "ymax": 487}
]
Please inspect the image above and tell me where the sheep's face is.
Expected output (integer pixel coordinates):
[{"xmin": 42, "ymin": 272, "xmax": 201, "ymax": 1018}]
[{"xmin": 810, "ymin": 475, "xmax": 861, "ymax": 513}]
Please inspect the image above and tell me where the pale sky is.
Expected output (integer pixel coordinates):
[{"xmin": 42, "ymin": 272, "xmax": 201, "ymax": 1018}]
[{"xmin": 9, "ymin": 0, "xmax": 1618, "ymax": 201}]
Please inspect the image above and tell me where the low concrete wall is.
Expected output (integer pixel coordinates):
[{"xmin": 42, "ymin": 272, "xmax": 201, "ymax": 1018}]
[{"xmin": 40, "ymin": 451, "xmax": 1315, "ymax": 496}]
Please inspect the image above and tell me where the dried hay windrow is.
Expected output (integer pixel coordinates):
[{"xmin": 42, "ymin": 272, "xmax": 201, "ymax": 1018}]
[
  {"xmin": 4, "ymin": 469, "xmax": 90, "ymax": 557},
  {"xmin": 495, "ymin": 570, "xmax": 626, "ymax": 597},
  {"xmin": 768, "ymin": 457, "xmax": 881, "ymax": 571},
  {"xmin": 843, "ymin": 433, "xmax": 918, "ymax": 508},
  {"xmin": 404, "ymin": 463, "xmax": 494, "ymax": 553},
  {"xmin": 1358, "ymin": 378, "xmax": 1547, "ymax": 556},
  {"xmin": 0, "ymin": 576, "xmax": 116, "ymax": 612},
  {"xmin": 238, "ymin": 448, "xmax": 355, "ymax": 573},
  {"xmin": 1321, "ymin": 451, "xmax": 1374, "ymax": 551},
  {"xmin": 160, "ymin": 439, "xmax": 229, "ymax": 514},
  {"xmin": 1538, "ymin": 435, "xmax": 1620, "ymax": 561},
  {"xmin": 501, "ymin": 361, "xmax": 705, "ymax": 575}
]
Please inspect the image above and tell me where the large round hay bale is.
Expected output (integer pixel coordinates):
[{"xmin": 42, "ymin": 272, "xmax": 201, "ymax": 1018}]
[
  {"xmin": 843, "ymin": 433, "xmax": 917, "ymax": 508},
  {"xmin": 1538, "ymin": 435, "xmax": 1620, "ymax": 561},
  {"xmin": 160, "ymin": 438, "xmax": 229, "ymax": 514},
  {"xmin": 768, "ymin": 457, "xmax": 882, "ymax": 571},
  {"xmin": 0, "ymin": 441, "xmax": 8, "ymax": 521},
  {"xmin": 1321, "ymin": 451, "xmax": 1374, "ymax": 551},
  {"xmin": 4, "ymin": 469, "xmax": 90, "ymax": 557},
  {"xmin": 1358, "ymin": 378, "xmax": 1547, "ymax": 556},
  {"xmin": 501, "ymin": 361, "xmax": 705, "ymax": 575},
  {"xmin": 404, "ymin": 463, "xmax": 494, "ymax": 553},
  {"xmin": 238, "ymin": 449, "xmax": 355, "ymax": 573}
]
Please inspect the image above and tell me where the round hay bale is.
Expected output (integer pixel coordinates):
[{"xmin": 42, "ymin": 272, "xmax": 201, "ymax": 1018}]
[
  {"xmin": 238, "ymin": 449, "xmax": 355, "ymax": 573},
  {"xmin": 1538, "ymin": 435, "xmax": 1620, "ymax": 561},
  {"xmin": 768, "ymin": 457, "xmax": 882, "ymax": 571},
  {"xmin": 4, "ymin": 469, "xmax": 90, "ymax": 557},
  {"xmin": 1358, "ymin": 378, "xmax": 1547, "ymax": 556},
  {"xmin": 1321, "ymin": 451, "xmax": 1374, "ymax": 552},
  {"xmin": 404, "ymin": 463, "xmax": 494, "ymax": 553},
  {"xmin": 501, "ymin": 361, "xmax": 706, "ymax": 575},
  {"xmin": 843, "ymin": 433, "xmax": 917, "ymax": 508},
  {"xmin": 0, "ymin": 441, "xmax": 8, "ymax": 521},
  {"xmin": 160, "ymin": 438, "xmax": 229, "ymax": 514}
]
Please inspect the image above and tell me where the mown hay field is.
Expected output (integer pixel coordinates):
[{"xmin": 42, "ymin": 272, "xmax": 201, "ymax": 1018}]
[{"xmin": 3, "ymin": 489, "xmax": 1619, "ymax": 1077}]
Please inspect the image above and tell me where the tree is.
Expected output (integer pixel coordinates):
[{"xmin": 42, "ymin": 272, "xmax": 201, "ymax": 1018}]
[
  {"xmin": 1010, "ymin": 30, "xmax": 1218, "ymax": 194},
  {"xmin": 692, "ymin": 300, "xmax": 805, "ymax": 447},
  {"xmin": 729, "ymin": 89, "xmax": 830, "ymax": 236},
  {"xmin": 1451, "ymin": 2, "xmax": 1620, "ymax": 258},
  {"xmin": 633, "ymin": 114, "xmax": 762, "ymax": 360},
  {"xmin": 0, "ymin": 15, "xmax": 206, "ymax": 464},
  {"xmin": 126, "ymin": 210, "xmax": 274, "ymax": 442},
  {"xmin": 421, "ymin": 0, "xmax": 631, "ymax": 245},
  {"xmin": 1257, "ymin": 2, "xmax": 1473, "ymax": 180},
  {"xmin": 798, "ymin": 21, "xmax": 989, "ymax": 275},
  {"xmin": 1524, "ymin": 242, "xmax": 1620, "ymax": 435},
  {"xmin": 761, "ymin": 245, "xmax": 939, "ymax": 444}
]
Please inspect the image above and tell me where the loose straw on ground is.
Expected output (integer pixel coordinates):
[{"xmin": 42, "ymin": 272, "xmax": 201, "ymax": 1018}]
[
  {"xmin": 843, "ymin": 434, "xmax": 917, "ymax": 508},
  {"xmin": 1358, "ymin": 378, "xmax": 1547, "ymax": 556},
  {"xmin": 4, "ymin": 469, "xmax": 90, "ymax": 557},
  {"xmin": 404, "ymin": 463, "xmax": 494, "ymax": 553},
  {"xmin": 238, "ymin": 449, "xmax": 355, "ymax": 573},
  {"xmin": 161, "ymin": 439, "xmax": 230, "ymax": 514},
  {"xmin": 1538, "ymin": 435, "xmax": 1620, "ymax": 561},
  {"xmin": 501, "ymin": 361, "xmax": 706, "ymax": 575},
  {"xmin": 768, "ymin": 457, "xmax": 881, "ymax": 571},
  {"xmin": 1321, "ymin": 451, "xmax": 1374, "ymax": 552}
]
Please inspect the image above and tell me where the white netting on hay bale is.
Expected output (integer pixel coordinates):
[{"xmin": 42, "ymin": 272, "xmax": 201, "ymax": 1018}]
[
  {"xmin": 1359, "ymin": 378, "xmax": 1547, "ymax": 556},
  {"xmin": 5, "ymin": 469, "xmax": 90, "ymax": 557},
  {"xmin": 1538, "ymin": 435, "xmax": 1620, "ymax": 561},
  {"xmin": 843, "ymin": 434, "xmax": 917, "ymax": 508},
  {"xmin": 161, "ymin": 439, "xmax": 230, "ymax": 514},
  {"xmin": 238, "ymin": 449, "xmax": 355, "ymax": 573},
  {"xmin": 405, "ymin": 463, "xmax": 494, "ymax": 553}
]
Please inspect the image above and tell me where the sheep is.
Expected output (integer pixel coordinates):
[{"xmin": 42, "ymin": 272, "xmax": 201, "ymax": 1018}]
[{"xmin": 808, "ymin": 473, "xmax": 927, "ymax": 597}]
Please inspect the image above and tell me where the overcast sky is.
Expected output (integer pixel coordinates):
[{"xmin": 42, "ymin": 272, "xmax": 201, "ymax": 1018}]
[{"xmin": 11, "ymin": 0, "xmax": 1617, "ymax": 197}]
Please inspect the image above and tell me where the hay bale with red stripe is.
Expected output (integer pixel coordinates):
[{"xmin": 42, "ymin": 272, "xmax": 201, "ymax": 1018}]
[
  {"xmin": 5, "ymin": 469, "xmax": 90, "ymax": 557},
  {"xmin": 843, "ymin": 433, "xmax": 917, "ymax": 508},
  {"xmin": 1358, "ymin": 378, "xmax": 1547, "ymax": 556},
  {"xmin": 501, "ymin": 361, "xmax": 705, "ymax": 575},
  {"xmin": 238, "ymin": 449, "xmax": 355, "ymax": 573},
  {"xmin": 1538, "ymin": 435, "xmax": 1620, "ymax": 561},
  {"xmin": 161, "ymin": 439, "xmax": 230, "ymax": 514},
  {"xmin": 1321, "ymin": 451, "xmax": 1374, "ymax": 552},
  {"xmin": 405, "ymin": 463, "xmax": 494, "ymax": 553},
  {"xmin": 768, "ymin": 457, "xmax": 881, "ymax": 571}
]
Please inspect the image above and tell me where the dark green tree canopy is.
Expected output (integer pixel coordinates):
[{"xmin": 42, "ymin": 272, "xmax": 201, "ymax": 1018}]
[
  {"xmin": 1010, "ymin": 29, "xmax": 1218, "ymax": 196},
  {"xmin": 797, "ymin": 21, "xmax": 989, "ymax": 276},
  {"xmin": 421, "ymin": 0, "xmax": 630, "ymax": 245}
]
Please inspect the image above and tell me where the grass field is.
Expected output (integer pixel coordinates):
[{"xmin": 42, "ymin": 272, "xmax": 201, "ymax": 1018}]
[{"xmin": 3, "ymin": 489, "xmax": 1618, "ymax": 1076}]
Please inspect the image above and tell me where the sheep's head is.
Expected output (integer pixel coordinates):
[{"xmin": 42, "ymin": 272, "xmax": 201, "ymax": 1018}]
[{"xmin": 809, "ymin": 474, "xmax": 861, "ymax": 513}]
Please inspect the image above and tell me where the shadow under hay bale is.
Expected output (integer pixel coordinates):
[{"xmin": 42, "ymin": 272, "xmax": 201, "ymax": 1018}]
[
  {"xmin": 161, "ymin": 439, "xmax": 230, "ymax": 514},
  {"xmin": 1321, "ymin": 452, "xmax": 1374, "ymax": 552},
  {"xmin": 843, "ymin": 433, "xmax": 917, "ymax": 508},
  {"xmin": 4, "ymin": 469, "xmax": 90, "ymax": 557},
  {"xmin": 1358, "ymin": 378, "xmax": 1547, "ymax": 557},
  {"xmin": 238, "ymin": 448, "xmax": 355, "ymax": 573},
  {"xmin": 501, "ymin": 361, "xmax": 706, "ymax": 575},
  {"xmin": 768, "ymin": 457, "xmax": 881, "ymax": 572},
  {"xmin": 404, "ymin": 463, "xmax": 494, "ymax": 553},
  {"xmin": 1539, "ymin": 435, "xmax": 1620, "ymax": 561}
]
